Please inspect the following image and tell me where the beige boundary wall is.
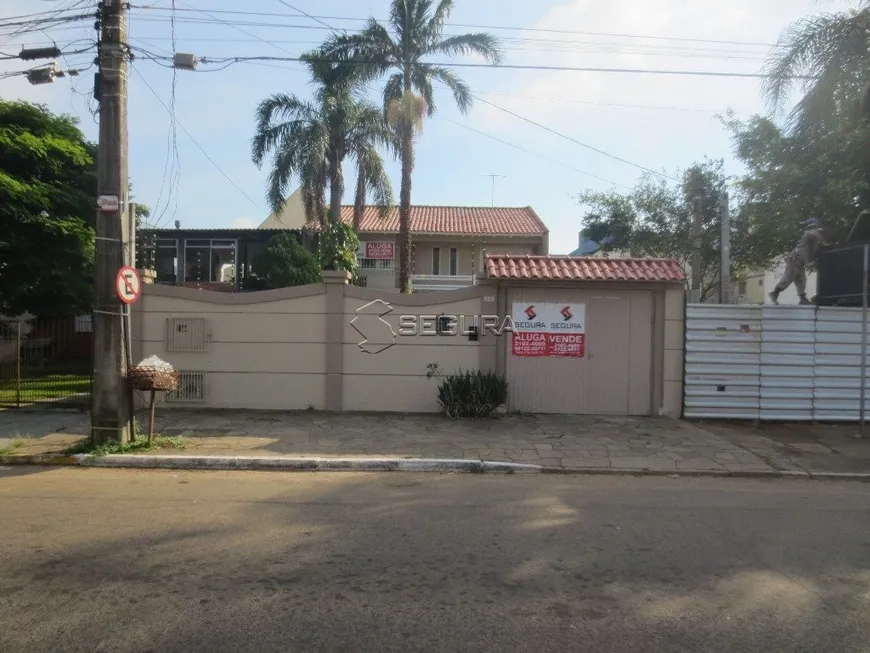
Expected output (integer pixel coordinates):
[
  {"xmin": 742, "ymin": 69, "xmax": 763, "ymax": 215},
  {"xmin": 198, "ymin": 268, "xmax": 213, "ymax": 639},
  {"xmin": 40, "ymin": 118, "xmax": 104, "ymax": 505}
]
[
  {"xmin": 133, "ymin": 272, "xmax": 492, "ymax": 413},
  {"xmin": 133, "ymin": 271, "xmax": 685, "ymax": 415}
]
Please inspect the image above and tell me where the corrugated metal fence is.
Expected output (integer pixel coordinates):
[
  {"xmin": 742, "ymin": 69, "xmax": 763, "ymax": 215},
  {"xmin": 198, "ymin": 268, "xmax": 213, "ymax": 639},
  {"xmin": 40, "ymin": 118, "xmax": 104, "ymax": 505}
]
[{"xmin": 684, "ymin": 304, "xmax": 869, "ymax": 421}]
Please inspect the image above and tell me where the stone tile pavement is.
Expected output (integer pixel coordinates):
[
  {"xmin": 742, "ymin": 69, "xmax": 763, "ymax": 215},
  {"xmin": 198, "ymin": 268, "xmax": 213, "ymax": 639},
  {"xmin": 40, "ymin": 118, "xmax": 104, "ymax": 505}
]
[
  {"xmin": 5, "ymin": 407, "xmax": 869, "ymax": 475},
  {"xmin": 148, "ymin": 411, "xmax": 777, "ymax": 473}
]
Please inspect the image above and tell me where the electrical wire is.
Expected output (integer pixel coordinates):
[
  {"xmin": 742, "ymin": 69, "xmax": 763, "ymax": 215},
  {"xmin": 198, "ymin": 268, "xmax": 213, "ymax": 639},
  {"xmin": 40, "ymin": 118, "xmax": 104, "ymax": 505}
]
[
  {"xmin": 124, "ymin": 15, "xmax": 773, "ymax": 61},
  {"xmin": 129, "ymin": 5, "xmax": 782, "ymax": 49},
  {"xmin": 0, "ymin": 12, "xmax": 95, "ymax": 41},
  {"xmin": 471, "ymin": 90, "xmax": 740, "ymax": 114},
  {"xmin": 275, "ymin": 1, "xmax": 338, "ymax": 33},
  {"xmin": 113, "ymin": 34, "xmax": 771, "ymax": 62},
  {"xmin": 130, "ymin": 50, "xmax": 799, "ymax": 80},
  {"xmin": 149, "ymin": 0, "xmax": 182, "ymax": 230},
  {"xmin": 440, "ymin": 116, "xmax": 630, "ymax": 189},
  {"xmin": 469, "ymin": 93, "xmax": 679, "ymax": 181},
  {"xmin": 170, "ymin": 0, "xmax": 305, "ymax": 59},
  {"xmin": 130, "ymin": 63, "xmax": 267, "ymax": 217}
]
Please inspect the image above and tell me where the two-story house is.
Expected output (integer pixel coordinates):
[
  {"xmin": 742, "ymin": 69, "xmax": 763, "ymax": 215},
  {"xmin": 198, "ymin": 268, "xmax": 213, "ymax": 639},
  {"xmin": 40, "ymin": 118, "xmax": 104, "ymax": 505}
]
[{"xmin": 259, "ymin": 187, "xmax": 550, "ymax": 292}]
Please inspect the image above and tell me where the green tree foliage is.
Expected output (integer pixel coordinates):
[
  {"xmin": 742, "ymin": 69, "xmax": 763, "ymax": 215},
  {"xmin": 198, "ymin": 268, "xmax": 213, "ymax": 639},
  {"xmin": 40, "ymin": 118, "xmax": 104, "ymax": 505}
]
[
  {"xmin": 254, "ymin": 233, "xmax": 322, "ymax": 289},
  {"xmin": 748, "ymin": 0, "xmax": 870, "ymax": 261},
  {"xmin": 578, "ymin": 160, "xmax": 738, "ymax": 301},
  {"xmin": 319, "ymin": 0, "xmax": 503, "ymax": 292},
  {"xmin": 318, "ymin": 221, "xmax": 360, "ymax": 283},
  {"xmin": 251, "ymin": 50, "xmax": 394, "ymax": 227},
  {"xmin": 0, "ymin": 100, "xmax": 97, "ymax": 317},
  {"xmin": 723, "ymin": 111, "xmax": 870, "ymax": 268}
]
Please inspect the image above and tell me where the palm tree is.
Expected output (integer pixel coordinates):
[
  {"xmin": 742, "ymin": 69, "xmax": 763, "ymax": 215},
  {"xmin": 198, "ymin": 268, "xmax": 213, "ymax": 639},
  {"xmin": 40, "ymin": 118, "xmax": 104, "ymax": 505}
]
[
  {"xmin": 319, "ymin": 0, "xmax": 503, "ymax": 292},
  {"xmin": 251, "ymin": 51, "xmax": 394, "ymax": 227},
  {"xmin": 763, "ymin": 2, "xmax": 870, "ymax": 133}
]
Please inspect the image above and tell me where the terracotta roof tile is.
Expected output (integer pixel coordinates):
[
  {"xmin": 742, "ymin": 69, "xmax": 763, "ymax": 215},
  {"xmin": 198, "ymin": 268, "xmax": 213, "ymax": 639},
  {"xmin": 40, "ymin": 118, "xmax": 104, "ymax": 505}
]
[
  {"xmin": 305, "ymin": 206, "xmax": 547, "ymax": 235},
  {"xmin": 485, "ymin": 255, "xmax": 686, "ymax": 283}
]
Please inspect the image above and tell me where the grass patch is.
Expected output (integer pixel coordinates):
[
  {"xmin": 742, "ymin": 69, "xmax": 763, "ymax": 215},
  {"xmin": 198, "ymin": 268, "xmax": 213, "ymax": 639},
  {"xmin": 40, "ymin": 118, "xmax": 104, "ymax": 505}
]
[
  {"xmin": 0, "ymin": 374, "xmax": 90, "ymax": 405},
  {"xmin": 65, "ymin": 433, "xmax": 187, "ymax": 459},
  {"xmin": 0, "ymin": 437, "xmax": 26, "ymax": 462}
]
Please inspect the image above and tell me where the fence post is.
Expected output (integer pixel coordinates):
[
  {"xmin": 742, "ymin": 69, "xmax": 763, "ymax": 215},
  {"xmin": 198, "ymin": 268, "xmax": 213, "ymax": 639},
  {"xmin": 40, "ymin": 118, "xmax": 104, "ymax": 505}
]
[
  {"xmin": 860, "ymin": 244, "xmax": 868, "ymax": 435},
  {"xmin": 323, "ymin": 270, "xmax": 350, "ymax": 411},
  {"xmin": 15, "ymin": 318, "xmax": 21, "ymax": 408}
]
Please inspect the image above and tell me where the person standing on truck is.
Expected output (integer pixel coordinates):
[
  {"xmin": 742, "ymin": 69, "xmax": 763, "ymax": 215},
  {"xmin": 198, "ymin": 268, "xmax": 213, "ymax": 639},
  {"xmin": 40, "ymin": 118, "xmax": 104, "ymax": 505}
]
[{"xmin": 769, "ymin": 218, "xmax": 828, "ymax": 305}]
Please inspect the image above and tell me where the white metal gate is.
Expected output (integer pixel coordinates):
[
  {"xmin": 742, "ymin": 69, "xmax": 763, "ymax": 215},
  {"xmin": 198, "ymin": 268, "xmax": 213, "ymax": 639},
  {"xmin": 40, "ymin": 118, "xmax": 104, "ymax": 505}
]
[{"xmin": 684, "ymin": 304, "xmax": 869, "ymax": 421}]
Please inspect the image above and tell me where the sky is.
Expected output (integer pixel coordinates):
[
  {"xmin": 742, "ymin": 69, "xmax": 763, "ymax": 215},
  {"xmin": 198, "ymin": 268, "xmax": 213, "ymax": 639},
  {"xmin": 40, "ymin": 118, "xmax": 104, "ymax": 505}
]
[{"xmin": 1, "ymin": 0, "xmax": 847, "ymax": 254}]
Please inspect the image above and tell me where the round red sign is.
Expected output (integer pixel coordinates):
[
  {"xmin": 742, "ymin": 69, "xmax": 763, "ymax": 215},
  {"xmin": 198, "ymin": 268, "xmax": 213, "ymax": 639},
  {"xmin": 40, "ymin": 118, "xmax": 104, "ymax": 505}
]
[{"xmin": 116, "ymin": 266, "xmax": 142, "ymax": 304}]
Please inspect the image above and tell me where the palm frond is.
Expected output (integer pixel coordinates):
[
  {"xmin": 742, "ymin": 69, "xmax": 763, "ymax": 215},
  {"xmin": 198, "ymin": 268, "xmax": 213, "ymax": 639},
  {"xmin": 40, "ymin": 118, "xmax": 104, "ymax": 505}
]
[
  {"xmin": 762, "ymin": 8, "xmax": 870, "ymax": 127},
  {"xmin": 389, "ymin": 0, "xmax": 410, "ymax": 44},
  {"xmin": 352, "ymin": 164, "xmax": 366, "ymax": 230},
  {"xmin": 266, "ymin": 121, "xmax": 327, "ymax": 217},
  {"xmin": 266, "ymin": 145, "xmax": 298, "ymax": 215},
  {"xmin": 352, "ymin": 145, "xmax": 395, "ymax": 225},
  {"xmin": 412, "ymin": 67, "xmax": 436, "ymax": 116},
  {"xmin": 427, "ymin": 32, "xmax": 504, "ymax": 65},
  {"xmin": 429, "ymin": 0, "xmax": 454, "ymax": 37},
  {"xmin": 383, "ymin": 72, "xmax": 405, "ymax": 116},
  {"xmin": 320, "ymin": 20, "xmax": 397, "ymax": 83},
  {"xmin": 361, "ymin": 148, "xmax": 395, "ymax": 218},
  {"xmin": 348, "ymin": 101, "xmax": 396, "ymax": 153},
  {"xmin": 302, "ymin": 46, "xmax": 356, "ymax": 92},
  {"xmin": 251, "ymin": 93, "xmax": 317, "ymax": 165},
  {"xmin": 425, "ymin": 65, "xmax": 472, "ymax": 114},
  {"xmin": 300, "ymin": 145, "xmax": 328, "ymax": 226}
]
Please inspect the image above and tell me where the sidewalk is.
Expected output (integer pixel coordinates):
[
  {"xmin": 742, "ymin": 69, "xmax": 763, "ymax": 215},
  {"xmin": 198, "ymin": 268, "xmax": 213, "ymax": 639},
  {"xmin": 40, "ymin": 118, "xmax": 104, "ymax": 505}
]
[{"xmin": 3, "ymin": 408, "xmax": 869, "ymax": 477}]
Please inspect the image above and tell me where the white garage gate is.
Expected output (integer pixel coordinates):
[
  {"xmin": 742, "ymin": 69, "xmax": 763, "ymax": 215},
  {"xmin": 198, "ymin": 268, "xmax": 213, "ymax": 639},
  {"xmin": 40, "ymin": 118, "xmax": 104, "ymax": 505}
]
[{"xmin": 505, "ymin": 287, "xmax": 654, "ymax": 414}]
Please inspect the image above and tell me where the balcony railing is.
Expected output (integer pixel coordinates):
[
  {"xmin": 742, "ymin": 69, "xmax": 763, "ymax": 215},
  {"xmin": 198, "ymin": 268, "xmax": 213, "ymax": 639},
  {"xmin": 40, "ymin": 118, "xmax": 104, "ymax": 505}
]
[{"xmin": 411, "ymin": 274, "xmax": 476, "ymax": 292}]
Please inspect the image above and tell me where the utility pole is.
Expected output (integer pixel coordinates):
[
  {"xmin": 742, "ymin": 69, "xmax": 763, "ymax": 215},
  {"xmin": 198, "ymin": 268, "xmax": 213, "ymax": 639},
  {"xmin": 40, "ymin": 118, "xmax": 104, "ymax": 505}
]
[
  {"xmin": 719, "ymin": 191, "xmax": 731, "ymax": 305},
  {"xmin": 91, "ymin": 0, "xmax": 132, "ymax": 444},
  {"xmin": 690, "ymin": 196, "xmax": 702, "ymax": 304}
]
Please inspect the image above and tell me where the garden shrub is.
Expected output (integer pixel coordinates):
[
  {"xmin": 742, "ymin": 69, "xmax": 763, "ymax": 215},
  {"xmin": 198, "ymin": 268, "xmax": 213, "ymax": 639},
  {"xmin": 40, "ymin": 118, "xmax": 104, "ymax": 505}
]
[{"xmin": 432, "ymin": 368, "xmax": 508, "ymax": 419}]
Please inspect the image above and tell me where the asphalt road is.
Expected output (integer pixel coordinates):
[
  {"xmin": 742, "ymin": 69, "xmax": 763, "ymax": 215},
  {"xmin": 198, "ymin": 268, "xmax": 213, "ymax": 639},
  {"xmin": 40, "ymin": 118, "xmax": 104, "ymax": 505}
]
[{"xmin": 1, "ymin": 468, "xmax": 869, "ymax": 653}]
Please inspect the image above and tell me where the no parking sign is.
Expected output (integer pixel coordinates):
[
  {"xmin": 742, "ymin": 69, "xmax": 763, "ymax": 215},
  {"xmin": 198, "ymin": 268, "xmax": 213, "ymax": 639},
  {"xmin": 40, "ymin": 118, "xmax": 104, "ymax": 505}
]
[{"xmin": 116, "ymin": 266, "xmax": 141, "ymax": 304}]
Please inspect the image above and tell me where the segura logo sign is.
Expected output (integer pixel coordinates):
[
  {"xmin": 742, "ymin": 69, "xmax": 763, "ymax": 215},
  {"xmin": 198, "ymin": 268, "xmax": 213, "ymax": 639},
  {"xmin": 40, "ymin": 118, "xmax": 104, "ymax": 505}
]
[
  {"xmin": 398, "ymin": 314, "xmax": 515, "ymax": 337},
  {"xmin": 349, "ymin": 299, "xmax": 517, "ymax": 353}
]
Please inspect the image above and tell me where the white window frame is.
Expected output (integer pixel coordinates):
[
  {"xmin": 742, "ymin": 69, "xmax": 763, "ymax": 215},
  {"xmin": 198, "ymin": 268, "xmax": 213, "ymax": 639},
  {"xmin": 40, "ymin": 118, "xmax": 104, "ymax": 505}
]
[
  {"xmin": 449, "ymin": 247, "xmax": 458, "ymax": 276},
  {"xmin": 432, "ymin": 247, "xmax": 441, "ymax": 275}
]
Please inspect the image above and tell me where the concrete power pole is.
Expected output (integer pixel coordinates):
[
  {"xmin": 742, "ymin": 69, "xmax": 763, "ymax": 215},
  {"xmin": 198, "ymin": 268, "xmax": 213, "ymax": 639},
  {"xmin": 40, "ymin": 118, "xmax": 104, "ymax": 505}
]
[
  {"xmin": 719, "ymin": 192, "xmax": 731, "ymax": 305},
  {"xmin": 91, "ymin": 0, "xmax": 132, "ymax": 444},
  {"xmin": 690, "ymin": 196, "xmax": 702, "ymax": 303}
]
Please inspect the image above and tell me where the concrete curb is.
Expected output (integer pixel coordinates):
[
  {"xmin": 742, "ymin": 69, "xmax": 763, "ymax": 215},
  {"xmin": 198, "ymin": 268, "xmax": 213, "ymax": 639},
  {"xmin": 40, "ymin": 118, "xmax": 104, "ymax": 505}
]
[
  {"xmin": 3, "ymin": 453, "xmax": 870, "ymax": 481},
  {"xmin": 72, "ymin": 454, "xmax": 544, "ymax": 474}
]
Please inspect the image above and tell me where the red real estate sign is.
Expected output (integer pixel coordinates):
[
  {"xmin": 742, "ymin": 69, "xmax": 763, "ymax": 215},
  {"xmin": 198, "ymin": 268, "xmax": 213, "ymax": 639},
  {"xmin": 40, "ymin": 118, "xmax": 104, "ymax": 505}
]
[
  {"xmin": 364, "ymin": 242, "xmax": 395, "ymax": 260},
  {"xmin": 510, "ymin": 302, "xmax": 586, "ymax": 358}
]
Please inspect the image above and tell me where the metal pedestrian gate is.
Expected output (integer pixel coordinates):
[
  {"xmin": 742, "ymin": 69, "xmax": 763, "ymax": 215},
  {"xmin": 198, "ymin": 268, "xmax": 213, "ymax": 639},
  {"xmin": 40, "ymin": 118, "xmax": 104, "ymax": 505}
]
[
  {"xmin": 0, "ymin": 315, "xmax": 92, "ymax": 408},
  {"xmin": 683, "ymin": 304, "xmax": 869, "ymax": 421}
]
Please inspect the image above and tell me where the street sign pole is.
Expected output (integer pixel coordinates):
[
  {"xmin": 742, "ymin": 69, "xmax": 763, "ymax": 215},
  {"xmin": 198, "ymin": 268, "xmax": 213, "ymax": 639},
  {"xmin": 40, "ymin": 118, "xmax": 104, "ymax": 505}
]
[{"xmin": 91, "ymin": 0, "xmax": 131, "ymax": 444}]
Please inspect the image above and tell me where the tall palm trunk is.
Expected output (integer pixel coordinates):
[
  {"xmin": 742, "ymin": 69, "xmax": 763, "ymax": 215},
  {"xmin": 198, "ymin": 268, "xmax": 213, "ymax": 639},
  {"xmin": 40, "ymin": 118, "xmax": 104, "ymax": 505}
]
[
  {"xmin": 398, "ymin": 69, "xmax": 415, "ymax": 294},
  {"xmin": 327, "ymin": 157, "xmax": 344, "ymax": 224},
  {"xmin": 353, "ymin": 164, "xmax": 365, "ymax": 231},
  {"xmin": 398, "ymin": 126, "xmax": 414, "ymax": 293}
]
